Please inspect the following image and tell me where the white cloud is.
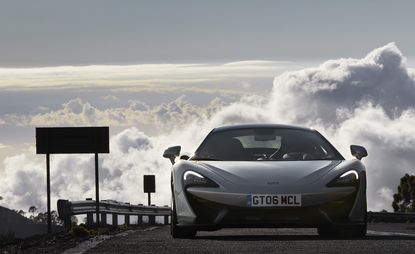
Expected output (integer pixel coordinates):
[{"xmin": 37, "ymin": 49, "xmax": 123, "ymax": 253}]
[
  {"xmin": 0, "ymin": 129, "xmax": 175, "ymax": 210},
  {"xmin": 263, "ymin": 42, "xmax": 415, "ymax": 211},
  {"xmin": 28, "ymin": 96, "xmax": 226, "ymax": 132},
  {"xmin": 101, "ymin": 95, "xmax": 119, "ymax": 101},
  {"xmin": 1, "ymin": 43, "xmax": 415, "ymax": 212},
  {"xmin": 268, "ymin": 43, "xmax": 415, "ymax": 124},
  {"xmin": 0, "ymin": 154, "xmax": 45, "ymax": 209},
  {"xmin": 374, "ymin": 187, "xmax": 395, "ymax": 212},
  {"xmin": 0, "ymin": 143, "xmax": 6, "ymax": 149},
  {"xmin": 0, "ymin": 114, "xmax": 30, "ymax": 127},
  {"xmin": 0, "ymin": 61, "xmax": 302, "ymax": 91}
]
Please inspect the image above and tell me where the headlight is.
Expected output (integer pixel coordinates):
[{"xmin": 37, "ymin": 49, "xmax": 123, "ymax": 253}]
[
  {"xmin": 183, "ymin": 171, "xmax": 219, "ymax": 188},
  {"xmin": 327, "ymin": 170, "xmax": 359, "ymax": 187}
]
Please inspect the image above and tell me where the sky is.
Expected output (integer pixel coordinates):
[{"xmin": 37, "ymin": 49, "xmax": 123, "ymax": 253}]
[
  {"xmin": 1, "ymin": 0, "xmax": 415, "ymax": 66},
  {"xmin": 1, "ymin": 1, "xmax": 415, "ymax": 213}
]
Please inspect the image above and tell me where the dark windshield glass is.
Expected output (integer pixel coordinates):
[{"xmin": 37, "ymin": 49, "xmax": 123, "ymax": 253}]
[{"xmin": 192, "ymin": 128, "xmax": 343, "ymax": 161}]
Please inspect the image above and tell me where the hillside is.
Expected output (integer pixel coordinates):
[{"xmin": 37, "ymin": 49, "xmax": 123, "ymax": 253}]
[{"xmin": 0, "ymin": 205, "xmax": 61, "ymax": 239}]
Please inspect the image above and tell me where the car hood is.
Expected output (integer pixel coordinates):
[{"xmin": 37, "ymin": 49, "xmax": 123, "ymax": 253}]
[{"xmin": 198, "ymin": 160, "xmax": 342, "ymax": 187}]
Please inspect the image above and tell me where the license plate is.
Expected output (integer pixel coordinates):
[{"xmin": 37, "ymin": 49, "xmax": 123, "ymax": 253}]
[{"xmin": 247, "ymin": 194, "xmax": 302, "ymax": 207}]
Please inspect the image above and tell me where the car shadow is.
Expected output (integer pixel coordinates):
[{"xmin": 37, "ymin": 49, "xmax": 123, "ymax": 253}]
[{"xmin": 195, "ymin": 234, "xmax": 415, "ymax": 241}]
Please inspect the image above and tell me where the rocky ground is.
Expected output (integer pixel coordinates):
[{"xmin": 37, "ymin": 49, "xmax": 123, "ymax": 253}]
[
  {"xmin": 1, "ymin": 223, "xmax": 414, "ymax": 254},
  {"xmin": 87, "ymin": 223, "xmax": 415, "ymax": 254},
  {"xmin": 0, "ymin": 225, "xmax": 147, "ymax": 254}
]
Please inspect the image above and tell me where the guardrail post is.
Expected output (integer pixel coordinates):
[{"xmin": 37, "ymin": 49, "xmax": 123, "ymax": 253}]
[
  {"xmin": 86, "ymin": 213, "xmax": 94, "ymax": 226},
  {"xmin": 125, "ymin": 215, "xmax": 130, "ymax": 225},
  {"xmin": 137, "ymin": 215, "xmax": 143, "ymax": 225},
  {"xmin": 163, "ymin": 205, "xmax": 170, "ymax": 225},
  {"xmin": 149, "ymin": 215, "xmax": 155, "ymax": 225},
  {"xmin": 112, "ymin": 214, "xmax": 118, "ymax": 226},
  {"xmin": 57, "ymin": 199, "xmax": 72, "ymax": 229},
  {"xmin": 101, "ymin": 212, "xmax": 107, "ymax": 226}
]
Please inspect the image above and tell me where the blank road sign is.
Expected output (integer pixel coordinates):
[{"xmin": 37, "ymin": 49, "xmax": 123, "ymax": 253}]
[
  {"xmin": 144, "ymin": 175, "xmax": 156, "ymax": 193},
  {"xmin": 36, "ymin": 127, "xmax": 109, "ymax": 154}
]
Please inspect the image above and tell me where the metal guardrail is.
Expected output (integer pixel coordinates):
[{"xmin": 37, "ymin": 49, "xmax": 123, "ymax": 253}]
[
  {"xmin": 57, "ymin": 199, "xmax": 414, "ymax": 228},
  {"xmin": 367, "ymin": 211, "xmax": 415, "ymax": 223},
  {"xmin": 57, "ymin": 199, "xmax": 171, "ymax": 228}
]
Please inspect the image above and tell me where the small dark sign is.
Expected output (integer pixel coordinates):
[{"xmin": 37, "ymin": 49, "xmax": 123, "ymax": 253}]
[
  {"xmin": 36, "ymin": 127, "xmax": 109, "ymax": 154},
  {"xmin": 143, "ymin": 175, "xmax": 156, "ymax": 193}
]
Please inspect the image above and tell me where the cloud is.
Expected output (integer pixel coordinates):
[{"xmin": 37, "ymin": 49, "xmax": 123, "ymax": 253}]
[
  {"xmin": 263, "ymin": 42, "xmax": 415, "ymax": 211},
  {"xmin": 0, "ymin": 143, "xmax": 6, "ymax": 149},
  {"xmin": 0, "ymin": 153, "xmax": 45, "ymax": 210},
  {"xmin": 29, "ymin": 96, "xmax": 226, "ymax": 132},
  {"xmin": 0, "ymin": 129, "xmax": 174, "ymax": 210},
  {"xmin": 1, "ymin": 43, "xmax": 415, "ymax": 212},
  {"xmin": 0, "ymin": 114, "xmax": 30, "ymax": 127},
  {"xmin": 268, "ymin": 43, "xmax": 415, "ymax": 124},
  {"xmin": 0, "ymin": 61, "xmax": 301, "ymax": 91},
  {"xmin": 101, "ymin": 95, "xmax": 119, "ymax": 101},
  {"xmin": 375, "ymin": 187, "xmax": 394, "ymax": 212}
]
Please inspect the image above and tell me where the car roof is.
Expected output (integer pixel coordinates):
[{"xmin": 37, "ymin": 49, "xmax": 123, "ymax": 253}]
[{"xmin": 212, "ymin": 124, "xmax": 314, "ymax": 133}]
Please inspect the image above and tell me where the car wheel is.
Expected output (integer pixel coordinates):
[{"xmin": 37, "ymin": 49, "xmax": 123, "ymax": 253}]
[
  {"xmin": 317, "ymin": 226, "xmax": 335, "ymax": 238},
  {"xmin": 337, "ymin": 211, "xmax": 367, "ymax": 238},
  {"xmin": 171, "ymin": 194, "xmax": 196, "ymax": 239},
  {"xmin": 318, "ymin": 224, "xmax": 366, "ymax": 238},
  {"xmin": 336, "ymin": 224, "xmax": 367, "ymax": 238}
]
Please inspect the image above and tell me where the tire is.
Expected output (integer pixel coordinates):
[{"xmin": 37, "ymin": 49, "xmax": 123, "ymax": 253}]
[
  {"xmin": 318, "ymin": 224, "xmax": 366, "ymax": 238},
  {"xmin": 317, "ymin": 226, "xmax": 335, "ymax": 238},
  {"xmin": 337, "ymin": 224, "xmax": 367, "ymax": 238},
  {"xmin": 171, "ymin": 194, "xmax": 196, "ymax": 239},
  {"xmin": 338, "ymin": 210, "xmax": 367, "ymax": 238},
  {"xmin": 318, "ymin": 209, "xmax": 367, "ymax": 238}
]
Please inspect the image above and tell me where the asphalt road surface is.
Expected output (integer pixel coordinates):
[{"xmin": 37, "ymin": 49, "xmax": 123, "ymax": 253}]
[{"xmin": 83, "ymin": 224, "xmax": 415, "ymax": 254}]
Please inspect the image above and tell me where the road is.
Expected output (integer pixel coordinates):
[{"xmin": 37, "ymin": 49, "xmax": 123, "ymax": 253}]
[{"xmin": 84, "ymin": 224, "xmax": 415, "ymax": 254}]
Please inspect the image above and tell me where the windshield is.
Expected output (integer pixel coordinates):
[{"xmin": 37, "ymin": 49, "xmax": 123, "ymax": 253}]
[{"xmin": 192, "ymin": 128, "xmax": 343, "ymax": 161}]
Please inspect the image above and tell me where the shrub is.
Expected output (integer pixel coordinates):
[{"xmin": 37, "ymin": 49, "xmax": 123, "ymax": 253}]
[{"xmin": 70, "ymin": 225, "xmax": 90, "ymax": 237}]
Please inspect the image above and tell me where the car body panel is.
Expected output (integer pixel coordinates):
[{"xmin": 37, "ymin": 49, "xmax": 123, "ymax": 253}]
[
  {"xmin": 187, "ymin": 188, "xmax": 354, "ymax": 208},
  {"xmin": 197, "ymin": 160, "xmax": 341, "ymax": 187}
]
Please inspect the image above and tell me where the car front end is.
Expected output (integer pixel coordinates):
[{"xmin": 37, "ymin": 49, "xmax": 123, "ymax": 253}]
[
  {"xmin": 165, "ymin": 124, "xmax": 368, "ymax": 238},
  {"xmin": 173, "ymin": 159, "xmax": 366, "ymax": 230}
]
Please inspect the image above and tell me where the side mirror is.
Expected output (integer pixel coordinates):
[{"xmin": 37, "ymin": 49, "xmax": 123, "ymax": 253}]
[
  {"xmin": 350, "ymin": 145, "xmax": 368, "ymax": 160},
  {"xmin": 163, "ymin": 146, "xmax": 181, "ymax": 165}
]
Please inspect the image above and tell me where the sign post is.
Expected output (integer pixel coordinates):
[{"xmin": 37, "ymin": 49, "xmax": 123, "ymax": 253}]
[
  {"xmin": 143, "ymin": 175, "xmax": 156, "ymax": 206},
  {"xmin": 95, "ymin": 153, "xmax": 99, "ymax": 224},
  {"xmin": 36, "ymin": 127, "xmax": 109, "ymax": 233},
  {"xmin": 46, "ymin": 153, "xmax": 51, "ymax": 234}
]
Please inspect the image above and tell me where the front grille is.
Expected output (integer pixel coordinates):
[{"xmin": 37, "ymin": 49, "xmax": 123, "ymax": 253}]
[{"xmin": 185, "ymin": 190, "xmax": 357, "ymax": 227}]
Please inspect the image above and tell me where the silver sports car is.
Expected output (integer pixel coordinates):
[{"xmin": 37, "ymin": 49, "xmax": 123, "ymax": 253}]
[{"xmin": 163, "ymin": 124, "xmax": 368, "ymax": 238}]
